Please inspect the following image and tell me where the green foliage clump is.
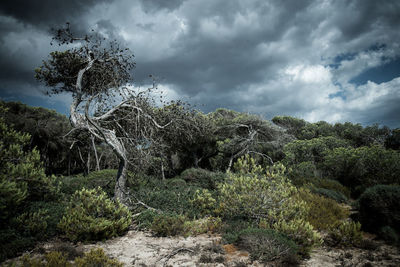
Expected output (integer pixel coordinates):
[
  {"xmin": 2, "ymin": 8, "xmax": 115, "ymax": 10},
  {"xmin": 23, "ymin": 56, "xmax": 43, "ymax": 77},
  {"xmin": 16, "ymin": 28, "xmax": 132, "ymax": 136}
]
[
  {"xmin": 283, "ymin": 136, "xmax": 350, "ymax": 166},
  {"xmin": 17, "ymin": 248, "xmax": 122, "ymax": 267},
  {"xmin": 194, "ymin": 156, "xmax": 322, "ymax": 256},
  {"xmin": 0, "ymin": 104, "xmax": 59, "ymax": 261},
  {"xmin": 298, "ymin": 189, "xmax": 349, "ymax": 231},
  {"xmin": 358, "ymin": 185, "xmax": 400, "ymax": 235},
  {"xmin": 179, "ymin": 168, "xmax": 226, "ymax": 190},
  {"xmin": 327, "ymin": 221, "xmax": 363, "ymax": 247},
  {"xmin": 11, "ymin": 209, "xmax": 49, "ymax": 239},
  {"xmin": 132, "ymin": 174, "xmax": 203, "ymax": 218},
  {"xmin": 378, "ymin": 226, "xmax": 399, "ymax": 244},
  {"xmin": 58, "ymin": 169, "xmax": 118, "ymax": 198},
  {"xmin": 235, "ymin": 228, "xmax": 298, "ymax": 264},
  {"xmin": 74, "ymin": 248, "xmax": 123, "ymax": 267},
  {"xmin": 139, "ymin": 210, "xmax": 221, "ymax": 237},
  {"xmin": 150, "ymin": 212, "xmax": 186, "ymax": 237},
  {"xmin": 58, "ymin": 187, "xmax": 131, "ymax": 242},
  {"xmin": 135, "ymin": 209, "xmax": 158, "ymax": 230},
  {"xmin": 323, "ymin": 146, "xmax": 400, "ymax": 196},
  {"xmin": 312, "ymin": 187, "xmax": 348, "ymax": 203},
  {"xmin": 262, "ymin": 218, "xmax": 322, "ymax": 257},
  {"xmin": 183, "ymin": 216, "xmax": 222, "ymax": 236}
]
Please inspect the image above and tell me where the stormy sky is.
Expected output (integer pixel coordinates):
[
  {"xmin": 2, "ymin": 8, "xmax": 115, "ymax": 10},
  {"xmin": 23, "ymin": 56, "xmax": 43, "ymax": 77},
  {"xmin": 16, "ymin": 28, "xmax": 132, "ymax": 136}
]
[{"xmin": 0, "ymin": 0, "xmax": 399, "ymax": 127}]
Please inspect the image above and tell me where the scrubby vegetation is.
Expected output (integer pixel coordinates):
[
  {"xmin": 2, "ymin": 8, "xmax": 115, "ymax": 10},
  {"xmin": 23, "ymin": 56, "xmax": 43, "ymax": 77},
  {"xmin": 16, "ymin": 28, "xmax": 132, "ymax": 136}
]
[
  {"xmin": 58, "ymin": 187, "xmax": 131, "ymax": 242},
  {"xmin": 1, "ymin": 101, "xmax": 399, "ymax": 265}
]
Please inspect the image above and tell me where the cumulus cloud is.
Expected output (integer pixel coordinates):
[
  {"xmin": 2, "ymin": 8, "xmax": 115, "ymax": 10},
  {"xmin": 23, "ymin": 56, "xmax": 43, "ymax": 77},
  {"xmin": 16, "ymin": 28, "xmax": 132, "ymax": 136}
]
[{"xmin": 0, "ymin": 0, "xmax": 399, "ymax": 127}]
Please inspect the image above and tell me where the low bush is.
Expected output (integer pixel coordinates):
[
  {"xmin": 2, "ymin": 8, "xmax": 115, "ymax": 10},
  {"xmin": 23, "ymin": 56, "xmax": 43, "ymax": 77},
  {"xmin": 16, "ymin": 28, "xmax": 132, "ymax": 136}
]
[
  {"xmin": 298, "ymin": 188, "xmax": 349, "ymax": 231},
  {"xmin": 16, "ymin": 248, "xmax": 122, "ymax": 267},
  {"xmin": 263, "ymin": 218, "xmax": 322, "ymax": 257},
  {"xmin": 183, "ymin": 216, "xmax": 222, "ymax": 236},
  {"xmin": 327, "ymin": 221, "xmax": 363, "ymax": 247},
  {"xmin": 11, "ymin": 209, "xmax": 49, "ymax": 240},
  {"xmin": 135, "ymin": 209, "xmax": 158, "ymax": 230},
  {"xmin": 58, "ymin": 187, "xmax": 131, "ymax": 242},
  {"xmin": 221, "ymin": 219, "xmax": 256, "ymax": 244},
  {"xmin": 58, "ymin": 169, "xmax": 118, "ymax": 198},
  {"xmin": 74, "ymin": 248, "xmax": 123, "ymax": 267},
  {"xmin": 150, "ymin": 212, "xmax": 186, "ymax": 237},
  {"xmin": 179, "ymin": 168, "xmax": 226, "ymax": 190},
  {"xmin": 235, "ymin": 228, "xmax": 298, "ymax": 264},
  {"xmin": 312, "ymin": 187, "xmax": 348, "ymax": 203},
  {"xmin": 358, "ymin": 184, "xmax": 400, "ymax": 234},
  {"xmin": 378, "ymin": 226, "xmax": 399, "ymax": 245},
  {"xmin": 0, "ymin": 228, "xmax": 35, "ymax": 261}
]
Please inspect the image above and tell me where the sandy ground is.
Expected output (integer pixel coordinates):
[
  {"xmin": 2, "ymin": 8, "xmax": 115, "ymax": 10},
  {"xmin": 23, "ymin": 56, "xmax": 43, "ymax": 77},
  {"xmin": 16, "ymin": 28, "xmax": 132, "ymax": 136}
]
[{"xmin": 5, "ymin": 230, "xmax": 400, "ymax": 266}]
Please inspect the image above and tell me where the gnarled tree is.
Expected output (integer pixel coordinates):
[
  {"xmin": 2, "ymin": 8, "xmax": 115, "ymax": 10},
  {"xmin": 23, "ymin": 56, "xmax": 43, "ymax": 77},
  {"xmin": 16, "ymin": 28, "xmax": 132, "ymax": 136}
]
[{"xmin": 36, "ymin": 24, "xmax": 171, "ymax": 204}]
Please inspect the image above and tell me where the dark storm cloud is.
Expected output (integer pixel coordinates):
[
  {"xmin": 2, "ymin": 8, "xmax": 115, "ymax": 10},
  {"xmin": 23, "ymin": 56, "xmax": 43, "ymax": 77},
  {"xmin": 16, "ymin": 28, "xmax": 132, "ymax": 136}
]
[
  {"xmin": 1, "ymin": 0, "xmax": 400, "ymax": 127},
  {"xmin": 0, "ymin": 0, "xmax": 111, "ymax": 31},
  {"xmin": 138, "ymin": 0, "xmax": 187, "ymax": 13}
]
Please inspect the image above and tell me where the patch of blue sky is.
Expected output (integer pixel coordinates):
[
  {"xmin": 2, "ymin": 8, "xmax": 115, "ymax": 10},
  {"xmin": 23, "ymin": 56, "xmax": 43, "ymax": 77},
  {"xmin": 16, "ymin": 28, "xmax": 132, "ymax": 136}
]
[
  {"xmin": 0, "ymin": 91, "xmax": 69, "ymax": 115},
  {"xmin": 349, "ymin": 57, "xmax": 400, "ymax": 86}
]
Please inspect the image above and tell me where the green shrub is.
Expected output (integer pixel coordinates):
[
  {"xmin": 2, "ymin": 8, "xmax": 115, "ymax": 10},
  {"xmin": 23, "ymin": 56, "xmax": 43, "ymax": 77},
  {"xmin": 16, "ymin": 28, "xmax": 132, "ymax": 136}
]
[
  {"xmin": 312, "ymin": 187, "xmax": 348, "ymax": 203},
  {"xmin": 45, "ymin": 251, "xmax": 70, "ymax": 267},
  {"xmin": 323, "ymin": 146, "xmax": 400, "ymax": 196},
  {"xmin": 191, "ymin": 188, "xmax": 217, "ymax": 216},
  {"xmin": 150, "ymin": 212, "xmax": 186, "ymax": 236},
  {"xmin": 26, "ymin": 201, "xmax": 66, "ymax": 237},
  {"xmin": 58, "ymin": 187, "xmax": 131, "ymax": 242},
  {"xmin": 12, "ymin": 209, "xmax": 49, "ymax": 239},
  {"xmin": 166, "ymin": 178, "xmax": 187, "ymax": 188},
  {"xmin": 0, "ymin": 228, "xmax": 35, "ymax": 261},
  {"xmin": 298, "ymin": 188, "xmax": 349, "ymax": 231},
  {"xmin": 222, "ymin": 219, "xmax": 256, "ymax": 244},
  {"xmin": 358, "ymin": 184, "xmax": 400, "ymax": 234},
  {"xmin": 183, "ymin": 216, "xmax": 222, "ymax": 236},
  {"xmin": 327, "ymin": 221, "xmax": 363, "ymax": 247},
  {"xmin": 378, "ymin": 226, "xmax": 399, "ymax": 244},
  {"xmin": 74, "ymin": 248, "xmax": 123, "ymax": 267},
  {"xmin": 134, "ymin": 179, "xmax": 202, "ymax": 218},
  {"xmin": 235, "ymin": 228, "xmax": 298, "ymax": 263},
  {"xmin": 179, "ymin": 168, "xmax": 226, "ymax": 190},
  {"xmin": 16, "ymin": 248, "xmax": 122, "ymax": 267},
  {"xmin": 58, "ymin": 169, "xmax": 118, "ymax": 198},
  {"xmin": 263, "ymin": 218, "xmax": 322, "ymax": 257},
  {"xmin": 135, "ymin": 209, "xmax": 158, "ymax": 230}
]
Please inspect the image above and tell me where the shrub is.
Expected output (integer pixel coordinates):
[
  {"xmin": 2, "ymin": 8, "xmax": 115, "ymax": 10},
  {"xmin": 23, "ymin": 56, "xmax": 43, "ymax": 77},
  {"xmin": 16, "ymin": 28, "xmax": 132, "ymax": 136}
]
[
  {"xmin": 327, "ymin": 221, "xmax": 363, "ymax": 247},
  {"xmin": 179, "ymin": 168, "xmax": 226, "ymax": 190},
  {"xmin": 312, "ymin": 187, "xmax": 348, "ymax": 203},
  {"xmin": 298, "ymin": 188, "xmax": 349, "ymax": 231},
  {"xmin": 235, "ymin": 228, "xmax": 298, "ymax": 263},
  {"xmin": 323, "ymin": 146, "xmax": 400, "ymax": 196},
  {"xmin": 191, "ymin": 189, "xmax": 217, "ymax": 216},
  {"xmin": 58, "ymin": 187, "xmax": 131, "ymax": 242},
  {"xmin": 183, "ymin": 216, "xmax": 222, "ymax": 236},
  {"xmin": 216, "ymin": 158, "xmax": 321, "ymax": 256},
  {"xmin": 311, "ymin": 178, "xmax": 350, "ymax": 198},
  {"xmin": 58, "ymin": 169, "xmax": 118, "ymax": 198},
  {"xmin": 74, "ymin": 248, "xmax": 123, "ymax": 267},
  {"xmin": 222, "ymin": 219, "xmax": 256, "ymax": 244},
  {"xmin": 264, "ymin": 219, "xmax": 322, "ymax": 257},
  {"xmin": 12, "ymin": 209, "xmax": 49, "ymax": 239},
  {"xmin": 378, "ymin": 226, "xmax": 399, "ymax": 244},
  {"xmin": 0, "ymin": 228, "xmax": 35, "ymax": 261},
  {"xmin": 16, "ymin": 248, "xmax": 122, "ymax": 267},
  {"xmin": 135, "ymin": 209, "xmax": 158, "ymax": 230},
  {"xmin": 150, "ymin": 212, "xmax": 186, "ymax": 236},
  {"xmin": 45, "ymin": 251, "xmax": 70, "ymax": 267},
  {"xmin": 358, "ymin": 184, "xmax": 400, "ymax": 234},
  {"xmin": 217, "ymin": 162, "xmax": 306, "ymax": 223}
]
